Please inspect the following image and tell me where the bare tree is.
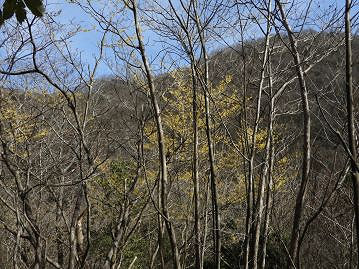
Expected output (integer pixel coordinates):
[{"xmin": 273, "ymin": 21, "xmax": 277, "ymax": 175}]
[
  {"xmin": 274, "ymin": 1, "xmax": 312, "ymax": 266},
  {"xmin": 345, "ymin": 0, "xmax": 359, "ymax": 265},
  {"xmin": 129, "ymin": 1, "xmax": 181, "ymax": 268}
]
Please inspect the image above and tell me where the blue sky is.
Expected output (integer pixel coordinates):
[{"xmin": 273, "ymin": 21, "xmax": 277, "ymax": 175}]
[{"xmin": 45, "ymin": 0, "xmax": 353, "ymax": 78}]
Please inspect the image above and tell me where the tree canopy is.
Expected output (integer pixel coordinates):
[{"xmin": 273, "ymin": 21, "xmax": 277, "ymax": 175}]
[
  {"xmin": 0, "ymin": 0, "xmax": 44, "ymax": 25},
  {"xmin": 0, "ymin": 0, "xmax": 358, "ymax": 268}
]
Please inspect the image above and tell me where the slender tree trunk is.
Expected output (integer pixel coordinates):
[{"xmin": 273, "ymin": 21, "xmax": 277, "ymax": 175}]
[
  {"xmin": 199, "ymin": 34, "xmax": 221, "ymax": 269},
  {"xmin": 249, "ymin": 4, "xmax": 272, "ymax": 267},
  {"xmin": 201, "ymin": 62, "xmax": 221, "ymax": 269},
  {"xmin": 104, "ymin": 202, "xmax": 130, "ymax": 269},
  {"xmin": 34, "ymin": 238, "xmax": 46, "ymax": 269},
  {"xmin": 160, "ymin": 3, "xmax": 204, "ymax": 265},
  {"xmin": 201, "ymin": 181, "xmax": 211, "ymax": 269},
  {"xmin": 276, "ymin": 1, "xmax": 312, "ymax": 267},
  {"xmin": 161, "ymin": 3, "xmax": 202, "ymax": 265},
  {"xmin": 193, "ymin": 6, "xmax": 220, "ymax": 268},
  {"xmin": 56, "ymin": 175, "xmax": 64, "ymax": 267},
  {"xmin": 260, "ymin": 139, "xmax": 274, "ymax": 269},
  {"xmin": 350, "ymin": 213, "xmax": 355, "ymax": 268},
  {"xmin": 260, "ymin": 59, "xmax": 275, "ymax": 269},
  {"xmin": 345, "ymin": 0, "xmax": 359, "ymax": 266},
  {"xmin": 238, "ymin": 17, "xmax": 251, "ymax": 269},
  {"xmin": 131, "ymin": 2, "xmax": 181, "ymax": 268},
  {"xmin": 69, "ymin": 184, "xmax": 86, "ymax": 269},
  {"xmin": 157, "ymin": 186, "xmax": 166, "ymax": 269},
  {"xmin": 191, "ymin": 62, "xmax": 202, "ymax": 269},
  {"xmin": 149, "ymin": 242, "xmax": 159, "ymax": 269}
]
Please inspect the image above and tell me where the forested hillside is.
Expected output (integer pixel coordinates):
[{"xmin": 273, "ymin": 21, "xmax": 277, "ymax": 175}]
[{"xmin": 0, "ymin": 0, "xmax": 358, "ymax": 268}]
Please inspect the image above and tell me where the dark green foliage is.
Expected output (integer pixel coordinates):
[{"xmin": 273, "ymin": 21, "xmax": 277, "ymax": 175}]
[
  {"xmin": 24, "ymin": 0, "xmax": 44, "ymax": 17},
  {"xmin": 203, "ymin": 237, "xmax": 287, "ymax": 269},
  {"xmin": 2, "ymin": 0, "xmax": 16, "ymax": 20},
  {"xmin": 0, "ymin": 0, "xmax": 44, "ymax": 26},
  {"xmin": 15, "ymin": 1, "xmax": 26, "ymax": 23},
  {"xmin": 121, "ymin": 233, "xmax": 149, "ymax": 268}
]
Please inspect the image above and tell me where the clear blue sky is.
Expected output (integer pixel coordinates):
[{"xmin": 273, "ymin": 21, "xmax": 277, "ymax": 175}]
[{"xmin": 46, "ymin": 0, "xmax": 353, "ymax": 78}]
